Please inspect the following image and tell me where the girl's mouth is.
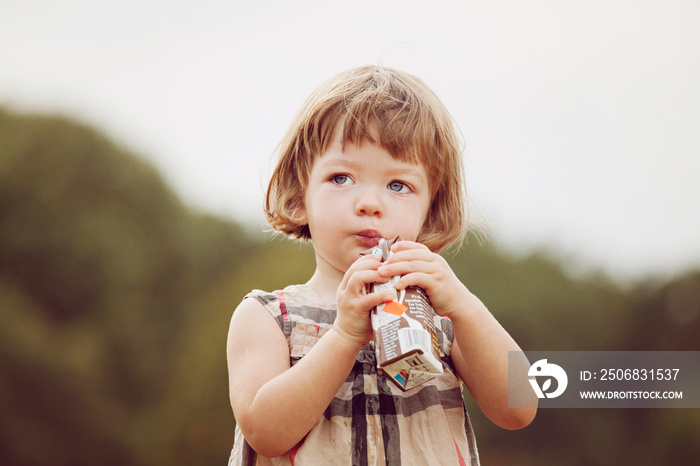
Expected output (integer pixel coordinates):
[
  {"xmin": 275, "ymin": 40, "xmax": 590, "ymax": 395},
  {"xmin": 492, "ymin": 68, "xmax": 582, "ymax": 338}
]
[{"xmin": 356, "ymin": 229, "xmax": 383, "ymax": 247}]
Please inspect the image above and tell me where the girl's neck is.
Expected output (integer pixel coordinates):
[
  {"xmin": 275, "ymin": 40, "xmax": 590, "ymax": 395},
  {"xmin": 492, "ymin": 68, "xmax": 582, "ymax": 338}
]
[{"xmin": 305, "ymin": 268, "xmax": 341, "ymax": 306}]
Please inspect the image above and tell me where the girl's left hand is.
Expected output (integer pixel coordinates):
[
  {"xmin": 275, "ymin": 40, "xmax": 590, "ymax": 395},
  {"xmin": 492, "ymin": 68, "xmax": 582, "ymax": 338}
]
[{"xmin": 377, "ymin": 240, "xmax": 471, "ymax": 320}]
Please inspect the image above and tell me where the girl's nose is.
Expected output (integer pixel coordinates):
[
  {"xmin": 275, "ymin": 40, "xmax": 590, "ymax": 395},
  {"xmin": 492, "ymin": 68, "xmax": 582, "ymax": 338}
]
[{"xmin": 355, "ymin": 189, "xmax": 383, "ymax": 217}]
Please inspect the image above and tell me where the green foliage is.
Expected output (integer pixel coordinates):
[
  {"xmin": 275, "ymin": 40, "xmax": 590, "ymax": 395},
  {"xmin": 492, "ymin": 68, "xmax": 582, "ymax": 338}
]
[
  {"xmin": 446, "ymin": 244, "xmax": 628, "ymax": 351},
  {"xmin": 0, "ymin": 108, "xmax": 252, "ymax": 465},
  {"xmin": 0, "ymin": 107, "xmax": 698, "ymax": 465}
]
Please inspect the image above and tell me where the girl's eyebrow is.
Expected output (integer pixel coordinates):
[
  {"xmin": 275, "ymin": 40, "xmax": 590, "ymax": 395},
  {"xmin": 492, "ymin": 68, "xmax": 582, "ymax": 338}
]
[
  {"xmin": 317, "ymin": 157, "xmax": 356, "ymax": 170},
  {"xmin": 379, "ymin": 164, "xmax": 429, "ymax": 185},
  {"xmin": 314, "ymin": 155, "xmax": 363, "ymax": 174},
  {"xmin": 389, "ymin": 166, "xmax": 426, "ymax": 179}
]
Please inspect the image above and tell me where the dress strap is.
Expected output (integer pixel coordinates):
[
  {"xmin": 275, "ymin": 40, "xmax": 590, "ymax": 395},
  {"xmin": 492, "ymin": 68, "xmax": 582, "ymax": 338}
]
[{"xmin": 274, "ymin": 290, "xmax": 289, "ymax": 322}]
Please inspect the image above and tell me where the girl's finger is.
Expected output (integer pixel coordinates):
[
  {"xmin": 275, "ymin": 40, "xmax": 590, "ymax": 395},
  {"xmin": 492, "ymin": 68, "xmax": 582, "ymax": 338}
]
[
  {"xmin": 389, "ymin": 240, "xmax": 430, "ymax": 254},
  {"xmin": 339, "ymin": 255, "xmax": 382, "ymax": 288}
]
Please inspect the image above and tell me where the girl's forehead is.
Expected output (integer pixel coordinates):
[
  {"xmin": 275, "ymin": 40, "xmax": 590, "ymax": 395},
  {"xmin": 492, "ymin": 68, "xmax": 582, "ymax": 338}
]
[
  {"xmin": 317, "ymin": 138, "xmax": 426, "ymax": 167},
  {"xmin": 309, "ymin": 141, "xmax": 431, "ymax": 187},
  {"xmin": 323, "ymin": 126, "xmax": 428, "ymax": 161}
]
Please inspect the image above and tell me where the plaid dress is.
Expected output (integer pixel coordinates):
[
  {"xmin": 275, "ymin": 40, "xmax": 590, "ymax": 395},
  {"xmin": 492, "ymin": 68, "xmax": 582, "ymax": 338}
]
[{"xmin": 228, "ymin": 284, "xmax": 480, "ymax": 466}]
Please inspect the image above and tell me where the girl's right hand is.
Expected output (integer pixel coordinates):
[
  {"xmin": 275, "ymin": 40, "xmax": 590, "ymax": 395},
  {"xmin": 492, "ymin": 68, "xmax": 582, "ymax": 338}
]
[{"xmin": 334, "ymin": 255, "xmax": 395, "ymax": 345}]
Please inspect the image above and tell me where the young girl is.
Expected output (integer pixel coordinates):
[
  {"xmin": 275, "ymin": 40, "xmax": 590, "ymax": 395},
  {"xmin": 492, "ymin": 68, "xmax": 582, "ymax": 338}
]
[{"xmin": 227, "ymin": 65, "xmax": 536, "ymax": 465}]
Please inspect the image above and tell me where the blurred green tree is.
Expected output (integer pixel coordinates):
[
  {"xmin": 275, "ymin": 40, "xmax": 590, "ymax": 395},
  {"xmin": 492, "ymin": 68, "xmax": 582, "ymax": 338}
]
[{"xmin": 0, "ymin": 108, "xmax": 252, "ymax": 465}]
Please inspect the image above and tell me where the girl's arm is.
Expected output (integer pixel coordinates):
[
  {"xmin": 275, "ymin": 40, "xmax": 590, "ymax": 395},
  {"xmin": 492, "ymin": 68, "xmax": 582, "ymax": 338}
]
[
  {"xmin": 445, "ymin": 291, "xmax": 537, "ymax": 430},
  {"xmin": 227, "ymin": 299, "xmax": 362, "ymax": 457},
  {"xmin": 379, "ymin": 241, "xmax": 537, "ymax": 429},
  {"xmin": 227, "ymin": 256, "xmax": 394, "ymax": 458}
]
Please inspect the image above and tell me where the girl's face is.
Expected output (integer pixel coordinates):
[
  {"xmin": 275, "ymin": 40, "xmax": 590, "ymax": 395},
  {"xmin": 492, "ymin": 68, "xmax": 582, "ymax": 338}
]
[{"xmin": 301, "ymin": 137, "xmax": 431, "ymax": 282}]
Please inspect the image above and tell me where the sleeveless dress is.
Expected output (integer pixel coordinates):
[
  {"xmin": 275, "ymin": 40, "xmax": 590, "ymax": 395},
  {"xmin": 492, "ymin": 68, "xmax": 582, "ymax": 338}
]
[{"xmin": 228, "ymin": 284, "xmax": 480, "ymax": 466}]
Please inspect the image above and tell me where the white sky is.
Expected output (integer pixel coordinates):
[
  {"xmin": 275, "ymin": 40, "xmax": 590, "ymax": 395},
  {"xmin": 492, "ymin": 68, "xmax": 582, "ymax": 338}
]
[{"xmin": 1, "ymin": 0, "xmax": 699, "ymax": 282}]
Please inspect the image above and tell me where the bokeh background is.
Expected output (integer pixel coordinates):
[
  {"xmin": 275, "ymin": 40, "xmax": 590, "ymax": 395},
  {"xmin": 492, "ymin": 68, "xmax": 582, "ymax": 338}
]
[{"xmin": 1, "ymin": 1, "xmax": 699, "ymax": 465}]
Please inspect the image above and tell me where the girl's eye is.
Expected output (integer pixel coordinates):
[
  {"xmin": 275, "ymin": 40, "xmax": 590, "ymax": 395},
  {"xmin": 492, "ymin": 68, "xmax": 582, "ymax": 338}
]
[
  {"xmin": 388, "ymin": 181, "xmax": 411, "ymax": 194},
  {"xmin": 331, "ymin": 174, "xmax": 352, "ymax": 185}
]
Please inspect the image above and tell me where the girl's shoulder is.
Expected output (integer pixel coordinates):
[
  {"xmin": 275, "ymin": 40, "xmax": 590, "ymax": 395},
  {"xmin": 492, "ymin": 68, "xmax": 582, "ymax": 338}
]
[
  {"xmin": 244, "ymin": 285, "xmax": 336, "ymax": 362},
  {"xmin": 246, "ymin": 284, "xmax": 336, "ymax": 327},
  {"xmin": 248, "ymin": 283, "xmax": 333, "ymax": 310}
]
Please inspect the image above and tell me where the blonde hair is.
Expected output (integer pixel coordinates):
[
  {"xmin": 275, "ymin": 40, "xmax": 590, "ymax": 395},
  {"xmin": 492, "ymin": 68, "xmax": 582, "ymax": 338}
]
[{"xmin": 265, "ymin": 65, "xmax": 468, "ymax": 253}]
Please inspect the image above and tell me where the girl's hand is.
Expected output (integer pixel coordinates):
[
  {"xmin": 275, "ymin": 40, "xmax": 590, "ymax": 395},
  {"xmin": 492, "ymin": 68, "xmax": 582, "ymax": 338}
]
[
  {"xmin": 378, "ymin": 241, "xmax": 471, "ymax": 320},
  {"xmin": 335, "ymin": 255, "xmax": 396, "ymax": 345}
]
